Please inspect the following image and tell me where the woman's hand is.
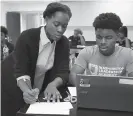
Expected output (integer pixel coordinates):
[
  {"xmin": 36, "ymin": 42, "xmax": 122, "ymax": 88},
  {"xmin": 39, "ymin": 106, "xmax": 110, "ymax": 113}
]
[
  {"xmin": 23, "ymin": 88, "xmax": 39, "ymax": 104},
  {"xmin": 44, "ymin": 82, "xmax": 62, "ymax": 102}
]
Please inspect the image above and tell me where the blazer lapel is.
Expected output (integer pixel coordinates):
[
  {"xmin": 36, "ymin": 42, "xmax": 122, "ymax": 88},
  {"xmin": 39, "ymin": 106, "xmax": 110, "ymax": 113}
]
[{"xmin": 30, "ymin": 27, "xmax": 41, "ymax": 85}]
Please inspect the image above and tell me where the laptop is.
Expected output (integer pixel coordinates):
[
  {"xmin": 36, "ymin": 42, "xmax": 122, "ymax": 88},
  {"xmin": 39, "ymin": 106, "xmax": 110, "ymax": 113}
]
[{"xmin": 76, "ymin": 74, "xmax": 133, "ymax": 112}]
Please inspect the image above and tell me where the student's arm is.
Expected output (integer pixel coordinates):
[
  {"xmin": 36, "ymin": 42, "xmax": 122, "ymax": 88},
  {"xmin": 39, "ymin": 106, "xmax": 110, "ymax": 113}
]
[
  {"xmin": 125, "ymin": 37, "xmax": 131, "ymax": 48},
  {"xmin": 70, "ymin": 64, "xmax": 85, "ymax": 86},
  {"xmin": 78, "ymin": 34, "xmax": 86, "ymax": 45},
  {"xmin": 127, "ymin": 50, "xmax": 133, "ymax": 77},
  {"xmin": 69, "ymin": 47, "xmax": 90, "ymax": 86}
]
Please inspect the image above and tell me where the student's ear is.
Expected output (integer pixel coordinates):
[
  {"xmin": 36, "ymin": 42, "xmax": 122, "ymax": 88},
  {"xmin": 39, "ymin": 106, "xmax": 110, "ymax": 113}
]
[{"xmin": 45, "ymin": 16, "xmax": 48, "ymax": 23}]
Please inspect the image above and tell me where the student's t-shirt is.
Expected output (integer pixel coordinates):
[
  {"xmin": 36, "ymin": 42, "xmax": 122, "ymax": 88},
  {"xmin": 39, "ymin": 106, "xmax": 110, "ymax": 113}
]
[{"xmin": 75, "ymin": 45, "xmax": 133, "ymax": 76}]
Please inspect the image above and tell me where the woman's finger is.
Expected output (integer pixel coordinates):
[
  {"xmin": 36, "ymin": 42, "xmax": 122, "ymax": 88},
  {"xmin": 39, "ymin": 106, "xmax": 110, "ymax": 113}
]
[{"xmin": 47, "ymin": 92, "xmax": 51, "ymax": 102}]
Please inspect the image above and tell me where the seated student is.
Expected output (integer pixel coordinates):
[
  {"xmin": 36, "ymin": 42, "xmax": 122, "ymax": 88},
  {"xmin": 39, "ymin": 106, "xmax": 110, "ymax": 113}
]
[
  {"xmin": 69, "ymin": 28, "xmax": 86, "ymax": 47},
  {"xmin": 1, "ymin": 26, "xmax": 14, "ymax": 61},
  {"xmin": 117, "ymin": 26, "xmax": 131, "ymax": 48},
  {"xmin": 14, "ymin": 2, "xmax": 72, "ymax": 105},
  {"xmin": 70, "ymin": 13, "xmax": 133, "ymax": 86},
  {"xmin": 69, "ymin": 28, "xmax": 86, "ymax": 60}
]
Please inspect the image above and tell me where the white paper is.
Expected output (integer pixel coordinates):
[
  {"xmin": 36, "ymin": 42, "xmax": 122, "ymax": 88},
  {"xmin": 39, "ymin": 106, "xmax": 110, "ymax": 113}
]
[
  {"xmin": 68, "ymin": 87, "xmax": 77, "ymax": 96},
  {"xmin": 119, "ymin": 79, "xmax": 133, "ymax": 85},
  {"xmin": 26, "ymin": 102, "xmax": 73, "ymax": 115}
]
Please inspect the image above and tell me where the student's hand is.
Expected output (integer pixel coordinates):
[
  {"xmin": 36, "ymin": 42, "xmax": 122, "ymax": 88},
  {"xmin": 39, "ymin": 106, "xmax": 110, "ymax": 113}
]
[
  {"xmin": 23, "ymin": 88, "xmax": 39, "ymax": 104},
  {"xmin": 78, "ymin": 34, "xmax": 82, "ymax": 37},
  {"xmin": 44, "ymin": 82, "xmax": 62, "ymax": 102}
]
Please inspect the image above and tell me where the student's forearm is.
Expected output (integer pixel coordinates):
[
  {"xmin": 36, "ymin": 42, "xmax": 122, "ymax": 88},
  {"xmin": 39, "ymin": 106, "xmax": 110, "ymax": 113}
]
[
  {"xmin": 17, "ymin": 79, "xmax": 32, "ymax": 92},
  {"xmin": 69, "ymin": 72, "xmax": 77, "ymax": 86},
  {"xmin": 80, "ymin": 37, "xmax": 86, "ymax": 45}
]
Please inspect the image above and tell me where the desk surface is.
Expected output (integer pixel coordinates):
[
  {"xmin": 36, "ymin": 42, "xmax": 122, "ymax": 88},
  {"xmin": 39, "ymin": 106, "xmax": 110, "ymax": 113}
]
[
  {"xmin": 17, "ymin": 102, "xmax": 133, "ymax": 116},
  {"xmin": 17, "ymin": 87, "xmax": 133, "ymax": 116}
]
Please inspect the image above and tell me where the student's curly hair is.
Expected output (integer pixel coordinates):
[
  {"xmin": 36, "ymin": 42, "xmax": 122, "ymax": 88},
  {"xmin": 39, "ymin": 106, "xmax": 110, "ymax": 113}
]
[
  {"xmin": 43, "ymin": 2, "xmax": 72, "ymax": 19},
  {"xmin": 119, "ymin": 26, "xmax": 127, "ymax": 37},
  {"xmin": 1, "ymin": 26, "xmax": 8, "ymax": 37},
  {"xmin": 93, "ymin": 13, "xmax": 123, "ymax": 31}
]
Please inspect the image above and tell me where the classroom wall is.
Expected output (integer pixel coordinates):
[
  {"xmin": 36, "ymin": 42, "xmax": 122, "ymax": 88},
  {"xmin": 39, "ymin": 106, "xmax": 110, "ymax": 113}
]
[
  {"xmin": 6, "ymin": 12, "xmax": 20, "ymax": 45},
  {"xmin": 1, "ymin": 2, "xmax": 7, "ymax": 26},
  {"xmin": 1, "ymin": 0, "xmax": 133, "ymax": 43},
  {"xmin": 62, "ymin": 1, "xmax": 133, "ymax": 41}
]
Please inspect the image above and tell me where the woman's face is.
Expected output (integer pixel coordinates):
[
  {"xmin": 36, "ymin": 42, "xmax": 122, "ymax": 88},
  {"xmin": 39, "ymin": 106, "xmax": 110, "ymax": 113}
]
[{"xmin": 45, "ymin": 11, "xmax": 70, "ymax": 41}]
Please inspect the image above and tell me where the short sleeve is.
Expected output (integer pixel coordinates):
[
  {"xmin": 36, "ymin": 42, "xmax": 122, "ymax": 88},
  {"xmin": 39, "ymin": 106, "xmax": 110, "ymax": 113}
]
[
  {"xmin": 126, "ymin": 50, "xmax": 133, "ymax": 74},
  {"xmin": 75, "ymin": 47, "xmax": 92, "ymax": 69}
]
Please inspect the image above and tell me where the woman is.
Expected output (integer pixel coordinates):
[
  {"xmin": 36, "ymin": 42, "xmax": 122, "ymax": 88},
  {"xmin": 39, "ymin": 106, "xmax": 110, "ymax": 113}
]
[{"xmin": 14, "ymin": 2, "xmax": 72, "ymax": 104}]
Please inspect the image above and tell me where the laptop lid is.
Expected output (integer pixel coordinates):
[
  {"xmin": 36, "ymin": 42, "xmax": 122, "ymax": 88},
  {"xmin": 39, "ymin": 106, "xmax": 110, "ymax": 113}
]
[{"xmin": 76, "ymin": 74, "xmax": 133, "ymax": 112}]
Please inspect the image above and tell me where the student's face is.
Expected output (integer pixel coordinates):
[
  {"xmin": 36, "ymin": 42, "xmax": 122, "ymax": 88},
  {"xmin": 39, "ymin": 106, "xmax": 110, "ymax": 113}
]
[
  {"xmin": 119, "ymin": 32, "xmax": 125, "ymax": 40},
  {"xmin": 45, "ymin": 11, "xmax": 70, "ymax": 41},
  {"xmin": 1, "ymin": 32, "xmax": 6, "ymax": 43},
  {"xmin": 95, "ymin": 28, "xmax": 118, "ymax": 56},
  {"xmin": 74, "ymin": 31, "xmax": 79, "ymax": 37}
]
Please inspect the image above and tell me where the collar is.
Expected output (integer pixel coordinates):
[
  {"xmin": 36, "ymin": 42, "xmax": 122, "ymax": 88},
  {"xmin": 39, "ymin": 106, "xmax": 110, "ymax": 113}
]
[{"xmin": 40, "ymin": 26, "xmax": 51, "ymax": 46}]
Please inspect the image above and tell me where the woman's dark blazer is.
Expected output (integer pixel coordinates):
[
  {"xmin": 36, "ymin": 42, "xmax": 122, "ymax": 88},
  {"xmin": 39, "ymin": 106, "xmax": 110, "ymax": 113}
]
[
  {"xmin": 14, "ymin": 27, "xmax": 70, "ymax": 92},
  {"xmin": 1, "ymin": 27, "xmax": 69, "ymax": 116}
]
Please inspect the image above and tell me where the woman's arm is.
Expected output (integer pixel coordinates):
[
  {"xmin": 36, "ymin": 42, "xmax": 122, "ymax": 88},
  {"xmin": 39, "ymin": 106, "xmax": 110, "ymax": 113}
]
[
  {"xmin": 14, "ymin": 30, "xmax": 39, "ymax": 104},
  {"xmin": 55, "ymin": 39, "xmax": 70, "ymax": 86},
  {"xmin": 14, "ymin": 30, "xmax": 33, "ymax": 90}
]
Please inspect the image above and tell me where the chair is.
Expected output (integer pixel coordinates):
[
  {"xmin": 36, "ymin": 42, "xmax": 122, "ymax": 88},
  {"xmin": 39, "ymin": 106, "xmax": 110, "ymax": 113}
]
[{"xmin": 1, "ymin": 52, "xmax": 25, "ymax": 116}]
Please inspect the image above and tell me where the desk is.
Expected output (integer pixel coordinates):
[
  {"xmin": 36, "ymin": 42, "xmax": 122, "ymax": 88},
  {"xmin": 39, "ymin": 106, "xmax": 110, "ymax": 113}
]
[
  {"xmin": 17, "ymin": 100, "xmax": 133, "ymax": 116},
  {"xmin": 17, "ymin": 86, "xmax": 133, "ymax": 116},
  {"xmin": 70, "ymin": 46, "xmax": 85, "ymax": 55}
]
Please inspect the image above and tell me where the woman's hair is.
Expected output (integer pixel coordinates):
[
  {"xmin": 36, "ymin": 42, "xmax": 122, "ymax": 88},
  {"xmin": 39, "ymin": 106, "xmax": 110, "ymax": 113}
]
[
  {"xmin": 1, "ymin": 26, "xmax": 8, "ymax": 37},
  {"xmin": 93, "ymin": 13, "xmax": 123, "ymax": 31},
  {"xmin": 43, "ymin": 2, "xmax": 72, "ymax": 19},
  {"xmin": 74, "ymin": 28, "xmax": 83, "ymax": 35},
  {"xmin": 119, "ymin": 26, "xmax": 128, "ymax": 37}
]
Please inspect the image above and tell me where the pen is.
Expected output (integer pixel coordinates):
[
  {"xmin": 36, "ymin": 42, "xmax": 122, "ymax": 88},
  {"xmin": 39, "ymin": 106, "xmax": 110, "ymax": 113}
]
[
  {"xmin": 66, "ymin": 91, "xmax": 70, "ymax": 97},
  {"xmin": 35, "ymin": 95, "xmax": 40, "ymax": 103},
  {"xmin": 24, "ymin": 78, "xmax": 40, "ymax": 103}
]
